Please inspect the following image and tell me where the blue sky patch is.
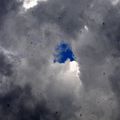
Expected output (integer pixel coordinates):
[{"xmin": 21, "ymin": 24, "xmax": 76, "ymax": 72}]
[{"xmin": 54, "ymin": 41, "xmax": 75, "ymax": 63}]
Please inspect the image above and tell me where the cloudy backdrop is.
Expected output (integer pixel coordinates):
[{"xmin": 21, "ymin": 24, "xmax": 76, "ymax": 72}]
[{"xmin": 0, "ymin": 0, "xmax": 120, "ymax": 120}]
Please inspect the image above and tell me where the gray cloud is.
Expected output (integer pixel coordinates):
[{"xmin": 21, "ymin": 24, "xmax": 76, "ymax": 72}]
[
  {"xmin": 0, "ymin": 0, "xmax": 22, "ymax": 28},
  {"xmin": 0, "ymin": 84, "xmax": 61, "ymax": 120},
  {"xmin": 0, "ymin": 0, "xmax": 120, "ymax": 120},
  {"xmin": 28, "ymin": 0, "xmax": 93, "ymax": 38}
]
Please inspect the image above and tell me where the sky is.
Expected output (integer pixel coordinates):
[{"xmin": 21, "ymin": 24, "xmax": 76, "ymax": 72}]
[
  {"xmin": 0, "ymin": 0, "xmax": 120, "ymax": 120},
  {"xmin": 54, "ymin": 41, "xmax": 75, "ymax": 63}
]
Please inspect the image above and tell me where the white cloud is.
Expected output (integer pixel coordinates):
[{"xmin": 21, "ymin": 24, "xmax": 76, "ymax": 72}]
[
  {"xmin": 49, "ymin": 60, "xmax": 82, "ymax": 97},
  {"xmin": 22, "ymin": 0, "xmax": 48, "ymax": 10},
  {"xmin": 84, "ymin": 25, "xmax": 89, "ymax": 31},
  {"xmin": 111, "ymin": 0, "xmax": 120, "ymax": 5}
]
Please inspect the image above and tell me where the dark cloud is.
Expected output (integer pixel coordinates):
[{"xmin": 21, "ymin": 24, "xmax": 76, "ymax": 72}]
[
  {"xmin": 0, "ymin": 52, "xmax": 13, "ymax": 76},
  {"xmin": 0, "ymin": 0, "xmax": 21, "ymax": 27},
  {"xmin": 1, "ymin": 0, "xmax": 120, "ymax": 120},
  {"xmin": 69, "ymin": 1, "xmax": 120, "ymax": 119},
  {"xmin": 101, "ymin": 6, "xmax": 120, "ymax": 51},
  {"xmin": 91, "ymin": 5, "xmax": 120, "ymax": 117},
  {"xmin": 29, "ymin": 0, "xmax": 92, "ymax": 37},
  {"xmin": 0, "ymin": 84, "xmax": 61, "ymax": 120},
  {"xmin": 109, "ymin": 65, "xmax": 120, "ymax": 120},
  {"xmin": 110, "ymin": 66, "xmax": 120, "ymax": 100}
]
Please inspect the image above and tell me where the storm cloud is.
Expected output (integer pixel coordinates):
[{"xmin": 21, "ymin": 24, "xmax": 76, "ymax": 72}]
[{"xmin": 0, "ymin": 0, "xmax": 120, "ymax": 120}]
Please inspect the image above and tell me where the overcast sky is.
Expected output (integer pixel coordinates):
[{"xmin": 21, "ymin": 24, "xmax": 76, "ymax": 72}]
[{"xmin": 0, "ymin": 0, "xmax": 120, "ymax": 120}]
